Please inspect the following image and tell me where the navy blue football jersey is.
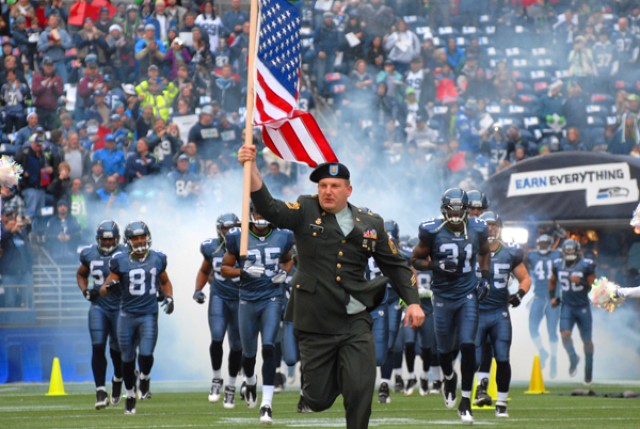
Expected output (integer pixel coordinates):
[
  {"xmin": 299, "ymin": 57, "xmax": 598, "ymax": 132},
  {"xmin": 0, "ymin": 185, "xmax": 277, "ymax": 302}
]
[
  {"xmin": 418, "ymin": 217, "xmax": 489, "ymax": 299},
  {"xmin": 416, "ymin": 269, "xmax": 434, "ymax": 307},
  {"xmin": 79, "ymin": 244, "xmax": 127, "ymax": 311},
  {"xmin": 526, "ymin": 249, "xmax": 561, "ymax": 298},
  {"xmin": 225, "ymin": 228, "xmax": 294, "ymax": 301},
  {"xmin": 109, "ymin": 249, "xmax": 168, "ymax": 314},
  {"xmin": 480, "ymin": 243, "xmax": 525, "ymax": 310},
  {"xmin": 552, "ymin": 257, "xmax": 596, "ymax": 307},
  {"xmin": 200, "ymin": 236, "xmax": 240, "ymax": 300}
]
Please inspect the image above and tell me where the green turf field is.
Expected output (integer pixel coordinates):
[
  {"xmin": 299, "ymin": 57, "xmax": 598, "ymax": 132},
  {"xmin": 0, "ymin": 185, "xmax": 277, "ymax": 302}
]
[{"xmin": 1, "ymin": 381, "xmax": 638, "ymax": 429}]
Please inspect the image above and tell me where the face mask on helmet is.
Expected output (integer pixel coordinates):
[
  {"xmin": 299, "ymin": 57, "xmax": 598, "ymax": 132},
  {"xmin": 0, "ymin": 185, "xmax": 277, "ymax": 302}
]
[
  {"xmin": 442, "ymin": 203, "xmax": 467, "ymax": 225},
  {"xmin": 536, "ymin": 234, "xmax": 552, "ymax": 255},
  {"xmin": 216, "ymin": 213, "xmax": 239, "ymax": 238},
  {"xmin": 127, "ymin": 234, "xmax": 151, "ymax": 255},
  {"xmin": 96, "ymin": 221, "xmax": 119, "ymax": 255},
  {"xmin": 125, "ymin": 222, "xmax": 152, "ymax": 255},
  {"xmin": 562, "ymin": 240, "xmax": 580, "ymax": 262},
  {"xmin": 479, "ymin": 211, "xmax": 501, "ymax": 243},
  {"xmin": 250, "ymin": 212, "xmax": 270, "ymax": 231}
]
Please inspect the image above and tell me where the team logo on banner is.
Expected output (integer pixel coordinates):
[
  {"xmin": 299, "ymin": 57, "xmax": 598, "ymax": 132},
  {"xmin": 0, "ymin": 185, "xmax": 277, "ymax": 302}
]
[{"xmin": 507, "ymin": 162, "xmax": 638, "ymax": 206}]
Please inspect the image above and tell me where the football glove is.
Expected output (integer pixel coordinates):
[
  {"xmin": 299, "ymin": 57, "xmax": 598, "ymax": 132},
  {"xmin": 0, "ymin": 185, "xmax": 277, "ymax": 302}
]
[
  {"xmin": 104, "ymin": 280, "xmax": 120, "ymax": 293},
  {"xmin": 271, "ymin": 269, "xmax": 288, "ymax": 284},
  {"xmin": 434, "ymin": 252, "xmax": 458, "ymax": 273},
  {"xmin": 161, "ymin": 296, "xmax": 174, "ymax": 314},
  {"xmin": 418, "ymin": 286, "xmax": 432, "ymax": 299},
  {"xmin": 84, "ymin": 288, "xmax": 99, "ymax": 302},
  {"xmin": 193, "ymin": 290, "xmax": 206, "ymax": 304},
  {"xmin": 508, "ymin": 288, "xmax": 526, "ymax": 308},
  {"xmin": 476, "ymin": 278, "xmax": 490, "ymax": 302},
  {"xmin": 241, "ymin": 265, "xmax": 265, "ymax": 281}
]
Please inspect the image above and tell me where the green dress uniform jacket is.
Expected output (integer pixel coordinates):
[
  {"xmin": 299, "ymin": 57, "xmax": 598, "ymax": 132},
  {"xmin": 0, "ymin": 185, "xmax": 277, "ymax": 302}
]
[{"xmin": 252, "ymin": 185, "xmax": 420, "ymax": 335}]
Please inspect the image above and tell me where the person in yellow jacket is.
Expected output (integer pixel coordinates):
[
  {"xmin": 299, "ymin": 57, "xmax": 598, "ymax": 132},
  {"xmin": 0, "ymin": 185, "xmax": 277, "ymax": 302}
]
[{"xmin": 135, "ymin": 68, "xmax": 179, "ymax": 122}]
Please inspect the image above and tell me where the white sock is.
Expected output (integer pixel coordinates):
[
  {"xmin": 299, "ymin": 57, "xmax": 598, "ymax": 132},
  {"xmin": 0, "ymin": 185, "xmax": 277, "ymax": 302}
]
[
  {"xmin": 213, "ymin": 369, "xmax": 222, "ymax": 379},
  {"xmin": 497, "ymin": 392, "xmax": 508, "ymax": 404},
  {"xmin": 139, "ymin": 373, "xmax": 150, "ymax": 381},
  {"xmin": 112, "ymin": 376, "xmax": 123, "ymax": 382},
  {"xmin": 380, "ymin": 378, "xmax": 390, "ymax": 386},
  {"xmin": 407, "ymin": 371, "xmax": 416, "ymax": 380},
  {"xmin": 261, "ymin": 385, "xmax": 274, "ymax": 408},
  {"xmin": 247, "ymin": 374, "xmax": 257, "ymax": 385},
  {"xmin": 431, "ymin": 366, "xmax": 442, "ymax": 381},
  {"xmin": 461, "ymin": 390, "xmax": 471, "ymax": 399},
  {"xmin": 96, "ymin": 386, "xmax": 106, "ymax": 392},
  {"xmin": 444, "ymin": 372, "xmax": 454, "ymax": 381},
  {"xmin": 126, "ymin": 388, "xmax": 135, "ymax": 398},
  {"xmin": 228, "ymin": 376, "xmax": 236, "ymax": 388}
]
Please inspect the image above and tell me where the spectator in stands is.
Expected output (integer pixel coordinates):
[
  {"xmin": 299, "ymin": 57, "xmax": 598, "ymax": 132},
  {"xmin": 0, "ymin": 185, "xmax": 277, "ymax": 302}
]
[
  {"xmin": 95, "ymin": 6, "xmax": 114, "ymax": 35},
  {"xmin": 563, "ymin": 81, "xmax": 589, "ymax": 129},
  {"xmin": 82, "ymin": 160, "xmax": 107, "ymax": 196},
  {"xmin": 14, "ymin": 133, "xmax": 50, "ymax": 236},
  {"xmin": 538, "ymin": 80, "xmax": 566, "ymax": 127},
  {"xmin": 144, "ymin": 118, "xmax": 182, "ymax": 171},
  {"xmin": 95, "ymin": 175, "xmax": 129, "ymax": 211},
  {"xmin": 147, "ymin": 1, "xmax": 175, "ymax": 44},
  {"xmin": 176, "ymin": 141, "xmax": 204, "ymax": 174},
  {"xmin": 567, "ymin": 36, "xmax": 596, "ymax": 88},
  {"xmin": 429, "ymin": 0, "xmax": 451, "ymax": 31},
  {"xmin": 135, "ymin": 24, "xmax": 167, "ymax": 79},
  {"xmin": 31, "ymin": 56, "xmax": 64, "ymax": 130},
  {"xmin": 384, "ymin": 18, "xmax": 421, "ymax": 74},
  {"xmin": 75, "ymin": 18, "xmax": 108, "ymax": 67},
  {"xmin": 166, "ymin": 153, "xmax": 201, "ymax": 205},
  {"xmin": 44, "ymin": 199, "xmax": 81, "ymax": 263},
  {"xmin": 13, "ymin": 112, "xmax": 39, "ymax": 149},
  {"xmin": 0, "ymin": 185, "xmax": 28, "ymax": 225},
  {"xmin": 188, "ymin": 105, "xmax": 221, "ymax": 161},
  {"xmin": 445, "ymin": 37, "xmax": 466, "ymax": 74},
  {"xmin": 591, "ymin": 31, "xmax": 616, "ymax": 92},
  {"xmin": 92, "ymin": 134, "xmax": 125, "ymax": 181},
  {"xmin": 212, "ymin": 64, "xmax": 241, "ymax": 113},
  {"xmin": 64, "ymin": 132, "xmax": 90, "ymax": 180},
  {"xmin": 85, "ymin": 90, "xmax": 112, "ymax": 127},
  {"xmin": 611, "ymin": 17, "xmax": 639, "ymax": 80},
  {"xmin": 37, "ymin": 12, "xmax": 72, "ymax": 83},
  {"xmin": 263, "ymin": 161, "xmax": 290, "ymax": 198},
  {"xmin": 456, "ymin": 98, "xmax": 482, "ymax": 152},
  {"xmin": 59, "ymin": 113, "xmax": 76, "ymax": 140},
  {"xmin": 223, "ymin": 0, "xmax": 248, "ymax": 36},
  {"xmin": 608, "ymin": 113, "xmax": 639, "ymax": 155},
  {"xmin": 560, "ymin": 127, "xmax": 587, "ymax": 151},
  {"xmin": 314, "ymin": 12, "xmax": 342, "ymax": 96},
  {"xmin": 166, "ymin": 38, "xmax": 192, "ymax": 81},
  {"xmin": 106, "ymin": 23, "xmax": 133, "ymax": 84},
  {"xmin": 492, "ymin": 67, "xmax": 517, "ymax": 104},
  {"xmin": 46, "ymin": 161, "xmax": 72, "ymax": 203},
  {"xmin": 0, "ymin": 68, "xmax": 31, "ymax": 134},
  {"xmin": 166, "ymin": 0, "xmax": 187, "ymax": 27},
  {"xmin": 196, "ymin": 0, "xmax": 227, "ymax": 53},
  {"xmin": 0, "ymin": 207, "xmax": 31, "ymax": 307},
  {"xmin": 125, "ymin": 138, "xmax": 160, "ymax": 185}
]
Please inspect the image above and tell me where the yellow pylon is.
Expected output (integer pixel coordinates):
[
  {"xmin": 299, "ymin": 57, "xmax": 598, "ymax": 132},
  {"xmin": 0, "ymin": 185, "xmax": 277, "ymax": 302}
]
[
  {"xmin": 524, "ymin": 354, "xmax": 549, "ymax": 394},
  {"xmin": 471, "ymin": 359, "xmax": 498, "ymax": 409},
  {"xmin": 45, "ymin": 357, "xmax": 67, "ymax": 396}
]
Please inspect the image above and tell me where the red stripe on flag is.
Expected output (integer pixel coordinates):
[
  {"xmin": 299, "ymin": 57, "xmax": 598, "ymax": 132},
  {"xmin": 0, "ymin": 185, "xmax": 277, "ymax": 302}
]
[
  {"xmin": 254, "ymin": 95, "xmax": 274, "ymax": 123},
  {"xmin": 293, "ymin": 111, "xmax": 339, "ymax": 163},
  {"xmin": 262, "ymin": 129, "xmax": 284, "ymax": 159},
  {"xmin": 256, "ymin": 70, "xmax": 295, "ymax": 119},
  {"xmin": 278, "ymin": 121, "xmax": 317, "ymax": 167}
]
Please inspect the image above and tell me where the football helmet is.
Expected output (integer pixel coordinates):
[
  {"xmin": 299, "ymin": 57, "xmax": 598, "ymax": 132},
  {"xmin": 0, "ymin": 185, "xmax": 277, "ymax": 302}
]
[
  {"xmin": 384, "ymin": 220, "xmax": 399, "ymax": 241},
  {"xmin": 440, "ymin": 188, "xmax": 468, "ymax": 225},
  {"xmin": 96, "ymin": 220, "xmax": 120, "ymax": 255},
  {"xmin": 536, "ymin": 234, "xmax": 553, "ymax": 255},
  {"xmin": 561, "ymin": 238, "xmax": 580, "ymax": 263},
  {"xmin": 479, "ymin": 211, "xmax": 502, "ymax": 242},
  {"xmin": 124, "ymin": 221, "xmax": 152, "ymax": 255},
  {"xmin": 466, "ymin": 190, "xmax": 489, "ymax": 211},
  {"xmin": 216, "ymin": 213, "xmax": 239, "ymax": 239},
  {"xmin": 249, "ymin": 203, "xmax": 270, "ymax": 230}
]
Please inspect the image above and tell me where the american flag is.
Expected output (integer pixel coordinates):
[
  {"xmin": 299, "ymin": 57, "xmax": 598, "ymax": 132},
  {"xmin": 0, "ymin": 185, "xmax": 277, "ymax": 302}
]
[{"xmin": 254, "ymin": 0, "xmax": 338, "ymax": 167}]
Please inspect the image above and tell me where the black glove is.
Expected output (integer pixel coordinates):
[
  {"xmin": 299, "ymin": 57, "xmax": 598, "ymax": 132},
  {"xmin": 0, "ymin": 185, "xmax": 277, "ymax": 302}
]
[
  {"xmin": 508, "ymin": 288, "xmax": 526, "ymax": 307},
  {"xmin": 161, "ymin": 296, "xmax": 174, "ymax": 314},
  {"xmin": 157, "ymin": 290, "xmax": 165, "ymax": 302},
  {"xmin": 476, "ymin": 278, "xmax": 490, "ymax": 301},
  {"xmin": 193, "ymin": 290, "xmax": 206, "ymax": 304},
  {"xmin": 104, "ymin": 280, "xmax": 120, "ymax": 293},
  {"xmin": 84, "ymin": 288, "xmax": 99, "ymax": 302}
]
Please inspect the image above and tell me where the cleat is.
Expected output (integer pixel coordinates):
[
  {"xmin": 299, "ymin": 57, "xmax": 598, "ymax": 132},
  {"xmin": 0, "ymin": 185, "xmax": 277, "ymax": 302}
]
[
  {"xmin": 297, "ymin": 395, "xmax": 312, "ymax": 413},
  {"xmin": 208, "ymin": 378, "xmax": 223, "ymax": 403},
  {"xmin": 495, "ymin": 403, "xmax": 509, "ymax": 418},
  {"xmin": 539, "ymin": 349, "xmax": 549, "ymax": 369},
  {"xmin": 124, "ymin": 397, "xmax": 136, "ymax": 415},
  {"xmin": 378, "ymin": 382, "xmax": 391, "ymax": 404},
  {"xmin": 138, "ymin": 378, "xmax": 151, "ymax": 400},
  {"xmin": 259, "ymin": 405, "xmax": 273, "ymax": 425},
  {"xmin": 394, "ymin": 375, "xmax": 405, "ymax": 393},
  {"xmin": 442, "ymin": 373, "xmax": 457, "ymax": 409},
  {"xmin": 419, "ymin": 378, "xmax": 429, "ymax": 396},
  {"xmin": 550, "ymin": 356, "xmax": 557, "ymax": 379},
  {"xmin": 473, "ymin": 377, "xmax": 492, "ymax": 407},
  {"xmin": 111, "ymin": 379, "xmax": 123, "ymax": 406},
  {"xmin": 239, "ymin": 381, "xmax": 247, "ymax": 401},
  {"xmin": 274, "ymin": 372, "xmax": 285, "ymax": 393},
  {"xmin": 458, "ymin": 397, "xmax": 474, "ymax": 424},
  {"xmin": 404, "ymin": 377, "xmax": 417, "ymax": 396},
  {"xmin": 569, "ymin": 355, "xmax": 580, "ymax": 377},
  {"xmin": 430, "ymin": 379, "xmax": 443, "ymax": 394},
  {"xmin": 245, "ymin": 383, "xmax": 258, "ymax": 408},
  {"xmin": 223, "ymin": 386, "xmax": 236, "ymax": 409},
  {"xmin": 95, "ymin": 390, "xmax": 109, "ymax": 409}
]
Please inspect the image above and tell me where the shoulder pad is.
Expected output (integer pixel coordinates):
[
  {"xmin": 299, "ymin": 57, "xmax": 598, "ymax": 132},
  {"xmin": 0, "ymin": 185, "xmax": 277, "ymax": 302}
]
[{"xmin": 419, "ymin": 218, "xmax": 442, "ymax": 233}]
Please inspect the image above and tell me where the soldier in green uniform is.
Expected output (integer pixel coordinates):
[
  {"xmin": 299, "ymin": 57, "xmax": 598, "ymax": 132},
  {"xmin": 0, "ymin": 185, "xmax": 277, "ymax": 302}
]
[{"xmin": 238, "ymin": 145, "xmax": 424, "ymax": 429}]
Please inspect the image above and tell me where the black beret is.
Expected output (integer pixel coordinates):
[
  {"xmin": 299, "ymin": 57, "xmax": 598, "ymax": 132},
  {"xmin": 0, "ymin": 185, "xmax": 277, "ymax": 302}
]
[{"xmin": 309, "ymin": 162, "xmax": 350, "ymax": 183}]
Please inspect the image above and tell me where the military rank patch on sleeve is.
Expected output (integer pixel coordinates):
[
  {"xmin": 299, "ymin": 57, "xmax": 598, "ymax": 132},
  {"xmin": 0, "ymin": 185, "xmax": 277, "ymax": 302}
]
[
  {"xmin": 285, "ymin": 201, "xmax": 301, "ymax": 210},
  {"xmin": 388, "ymin": 237, "xmax": 398, "ymax": 254},
  {"xmin": 411, "ymin": 274, "xmax": 417, "ymax": 287}
]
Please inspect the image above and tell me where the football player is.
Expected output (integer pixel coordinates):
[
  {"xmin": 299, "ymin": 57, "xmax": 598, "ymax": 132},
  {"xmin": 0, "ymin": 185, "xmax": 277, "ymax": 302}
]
[
  {"xmin": 549, "ymin": 239, "xmax": 596, "ymax": 385},
  {"xmin": 466, "ymin": 190, "xmax": 488, "ymax": 219},
  {"xmin": 474, "ymin": 212, "xmax": 531, "ymax": 418},
  {"xmin": 193, "ymin": 213, "xmax": 242, "ymax": 408},
  {"xmin": 100, "ymin": 221, "xmax": 175, "ymax": 415},
  {"xmin": 221, "ymin": 206, "xmax": 294, "ymax": 424},
  {"xmin": 77, "ymin": 221, "xmax": 127, "ymax": 409},
  {"xmin": 411, "ymin": 188, "xmax": 491, "ymax": 424},
  {"xmin": 525, "ymin": 234, "xmax": 562, "ymax": 378}
]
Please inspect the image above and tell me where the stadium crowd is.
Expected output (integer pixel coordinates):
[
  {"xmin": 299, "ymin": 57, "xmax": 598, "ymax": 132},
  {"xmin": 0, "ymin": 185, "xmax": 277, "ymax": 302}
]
[{"xmin": 1, "ymin": 0, "xmax": 640, "ymax": 307}]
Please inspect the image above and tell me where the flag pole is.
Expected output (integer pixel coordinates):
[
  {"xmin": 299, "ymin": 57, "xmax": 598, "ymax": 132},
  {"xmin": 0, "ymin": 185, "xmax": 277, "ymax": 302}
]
[{"xmin": 240, "ymin": 0, "xmax": 259, "ymax": 258}]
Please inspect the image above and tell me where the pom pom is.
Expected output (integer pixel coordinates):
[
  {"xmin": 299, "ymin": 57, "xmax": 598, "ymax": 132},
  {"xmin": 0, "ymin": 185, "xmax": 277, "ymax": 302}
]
[
  {"xmin": 589, "ymin": 277, "xmax": 623, "ymax": 313},
  {"xmin": 0, "ymin": 156, "xmax": 23, "ymax": 187}
]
